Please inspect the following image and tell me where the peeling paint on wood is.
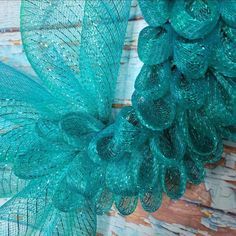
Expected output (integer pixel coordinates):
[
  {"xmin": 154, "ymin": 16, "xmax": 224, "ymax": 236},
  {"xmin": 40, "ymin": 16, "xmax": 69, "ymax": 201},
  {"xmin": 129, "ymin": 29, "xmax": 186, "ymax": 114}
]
[{"xmin": 0, "ymin": 0, "xmax": 236, "ymax": 235}]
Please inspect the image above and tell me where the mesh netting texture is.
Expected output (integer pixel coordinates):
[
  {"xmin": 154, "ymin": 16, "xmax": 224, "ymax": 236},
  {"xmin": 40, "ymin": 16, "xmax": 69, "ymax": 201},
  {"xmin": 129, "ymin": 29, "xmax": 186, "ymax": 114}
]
[{"xmin": 0, "ymin": 0, "xmax": 235, "ymax": 235}]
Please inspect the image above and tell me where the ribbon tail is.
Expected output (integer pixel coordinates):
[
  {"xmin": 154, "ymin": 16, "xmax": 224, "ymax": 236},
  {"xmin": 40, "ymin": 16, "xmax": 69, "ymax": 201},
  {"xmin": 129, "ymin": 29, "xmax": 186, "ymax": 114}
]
[
  {"xmin": 0, "ymin": 175, "xmax": 97, "ymax": 236},
  {"xmin": 21, "ymin": 0, "xmax": 132, "ymax": 121}
]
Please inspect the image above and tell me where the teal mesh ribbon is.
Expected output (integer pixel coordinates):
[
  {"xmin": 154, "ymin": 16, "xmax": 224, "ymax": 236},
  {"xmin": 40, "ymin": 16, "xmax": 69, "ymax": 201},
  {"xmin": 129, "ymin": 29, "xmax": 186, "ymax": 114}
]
[{"xmin": 0, "ymin": 0, "xmax": 235, "ymax": 235}]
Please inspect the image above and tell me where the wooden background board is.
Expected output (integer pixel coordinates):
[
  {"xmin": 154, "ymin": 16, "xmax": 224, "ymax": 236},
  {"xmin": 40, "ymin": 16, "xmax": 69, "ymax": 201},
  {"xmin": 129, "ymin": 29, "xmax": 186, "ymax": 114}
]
[{"xmin": 0, "ymin": 1, "xmax": 236, "ymax": 235}]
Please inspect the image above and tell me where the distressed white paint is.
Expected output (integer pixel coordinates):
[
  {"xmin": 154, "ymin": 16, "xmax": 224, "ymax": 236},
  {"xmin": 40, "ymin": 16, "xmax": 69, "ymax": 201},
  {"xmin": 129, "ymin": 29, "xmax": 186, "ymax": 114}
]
[{"xmin": 0, "ymin": 0, "xmax": 236, "ymax": 235}]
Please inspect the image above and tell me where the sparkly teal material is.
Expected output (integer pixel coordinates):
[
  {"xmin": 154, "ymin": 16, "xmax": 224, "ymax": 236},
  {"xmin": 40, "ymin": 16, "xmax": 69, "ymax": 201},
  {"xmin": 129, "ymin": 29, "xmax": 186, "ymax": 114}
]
[{"xmin": 0, "ymin": 0, "xmax": 235, "ymax": 235}]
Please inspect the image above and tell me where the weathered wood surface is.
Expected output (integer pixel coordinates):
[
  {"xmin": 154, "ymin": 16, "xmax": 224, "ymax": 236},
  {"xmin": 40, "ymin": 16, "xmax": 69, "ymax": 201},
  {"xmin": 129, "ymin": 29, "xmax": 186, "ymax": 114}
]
[{"xmin": 0, "ymin": 1, "xmax": 235, "ymax": 235}]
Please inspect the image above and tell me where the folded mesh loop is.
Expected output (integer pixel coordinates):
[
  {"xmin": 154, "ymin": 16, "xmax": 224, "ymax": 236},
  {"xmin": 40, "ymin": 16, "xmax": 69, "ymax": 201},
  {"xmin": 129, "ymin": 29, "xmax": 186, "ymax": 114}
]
[
  {"xmin": 66, "ymin": 153, "xmax": 104, "ymax": 199},
  {"xmin": 1, "ymin": 0, "xmax": 236, "ymax": 234},
  {"xmin": 52, "ymin": 178, "xmax": 90, "ymax": 213},
  {"xmin": 60, "ymin": 112, "xmax": 104, "ymax": 148},
  {"xmin": 210, "ymin": 24, "xmax": 236, "ymax": 77},
  {"xmin": 194, "ymin": 139, "xmax": 223, "ymax": 164},
  {"xmin": 132, "ymin": 91, "xmax": 176, "ymax": 131},
  {"xmin": 138, "ymin": 145, "xmax": 160, "ymax": 191},
  {"xmin": 185, "ymin": 111, "xmax": 220, "ymax": 157},
  {"xmin": 88, "ymin": 107, "xmax": 141, "ymax": 163},
  {"xmin": 150, "ymin": 123, "xmax": 186, "ymax": 164},
  {"xmin": 173, "ymin": 37, "xmax": 210, "ymax": 79},
  {"xmin": 94, "ymin": 188, "xmax": 114, "ymax": 215},
  {"xmin": 161, "ymin": 164, "xmax": 187, "ymax": 200},
  {"xmin": 171, "ymin": 0, "xmax": 220, "ymax": 40},
  {"xmin": 170, "ymin": 69, "xmax": 209, "ymax": 109},
  {"xmin": 134, "ymin": 61, "xmax": 171, "ymax": 97},
  {"xmin": 140, "ymin": 185, "xmax": 162, "ymax": 213},
  {"xmin": 111, "ymin": 107, "xmax": 141, "ymax": 151},
  {"xmin": 205, "ymin": 72, "xmax": 236, "ymax": 126},
  {"xmin": 35, "ymin": 119, "xmax": 65, "ymax": 143},
  {"xmin": 105, "ymin": 151, "xmax": 143, "ymax": 196},
  {"xmin": 183, "ymin": 152, "xmax": 205, "ymax": 185},
  {"xmin": 88, "ymin": 125, "xmax": 118, "ymax": 164},
  {"xmin": 114, "ymin": 195, "xmax": 138, "ymax": 216},
  {"xmin": 138, "ymin": 0, "xmax": 170, "ymax": 27},
  {"xmin": 220, "ymin": 0, "xmax": 236, "ymax": 27},
  {"xmin": 138, "ymin": 25, "xmax": 172, "ymax": 65}
]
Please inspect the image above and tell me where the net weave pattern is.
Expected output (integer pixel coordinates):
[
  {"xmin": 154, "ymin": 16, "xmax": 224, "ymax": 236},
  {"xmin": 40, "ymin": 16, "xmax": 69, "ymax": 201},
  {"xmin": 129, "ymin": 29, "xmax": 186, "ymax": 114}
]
[{"xmin": 0, "ymin": 0, "xmax": 235, "ymax": 235}]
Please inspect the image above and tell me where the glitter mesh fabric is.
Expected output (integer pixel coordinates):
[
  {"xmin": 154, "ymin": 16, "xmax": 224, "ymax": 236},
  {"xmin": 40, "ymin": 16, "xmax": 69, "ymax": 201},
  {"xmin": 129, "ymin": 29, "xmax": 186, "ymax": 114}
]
[
  {"xmin": 132, "ymin": 0, "xmax": 236, "ymax": 204},
  {"xmin": 0, "ymin": 1, "xmax": 131, "ymax": 235},
  {"xmin": 0, "ymin": 0, "xmax": 235, "ymax": 235}
]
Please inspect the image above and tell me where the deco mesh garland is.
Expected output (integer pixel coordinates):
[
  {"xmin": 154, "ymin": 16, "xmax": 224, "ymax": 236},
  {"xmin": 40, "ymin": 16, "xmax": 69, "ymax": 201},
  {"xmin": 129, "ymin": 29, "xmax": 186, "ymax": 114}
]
[{"xmin": 0, "ymin": 0, "xmax": 235, "ymax": 235}]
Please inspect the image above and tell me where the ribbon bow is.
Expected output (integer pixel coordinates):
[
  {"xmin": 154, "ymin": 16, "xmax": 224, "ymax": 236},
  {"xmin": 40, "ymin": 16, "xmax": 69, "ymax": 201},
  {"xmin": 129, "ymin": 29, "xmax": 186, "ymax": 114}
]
[
  {"xmin": 0, "ymin": 1, "xmax": 134, "ymax": 235},
  {"xmin": 0, "ymin": 0, "xmax": 236, "ymax": 235}
]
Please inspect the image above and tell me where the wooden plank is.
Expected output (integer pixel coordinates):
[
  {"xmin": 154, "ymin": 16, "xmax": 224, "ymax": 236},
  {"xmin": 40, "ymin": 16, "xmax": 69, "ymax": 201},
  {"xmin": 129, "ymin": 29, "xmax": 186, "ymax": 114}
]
[
  {"xmin": 0, "ymin": 0, "xmax": 21, "ymax": 32},
  {"xmin": 0, "ymin": 0, "xmax": 236, "ymax": 235},
  {"xmin": 0, "ymin": 0, "xmax": 143, "ymax": 31},
  {"xmin": 96, "ymin": 202, "xmax": 236, "ymax": 236}
]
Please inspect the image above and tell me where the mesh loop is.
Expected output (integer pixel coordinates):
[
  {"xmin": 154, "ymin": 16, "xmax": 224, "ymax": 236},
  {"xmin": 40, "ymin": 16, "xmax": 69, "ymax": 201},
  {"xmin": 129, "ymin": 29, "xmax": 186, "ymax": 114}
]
[{"xmin": 138, "ymin": 0, "xmax": 170, "ymax": 27}]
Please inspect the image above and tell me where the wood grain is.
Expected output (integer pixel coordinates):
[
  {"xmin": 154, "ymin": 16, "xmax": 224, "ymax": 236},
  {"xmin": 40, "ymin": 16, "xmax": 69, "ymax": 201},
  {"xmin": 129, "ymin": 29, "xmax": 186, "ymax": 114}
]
[{"xmin": 0, "ymin": 1, "xmax": 235, "ymax": 235}]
